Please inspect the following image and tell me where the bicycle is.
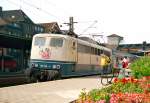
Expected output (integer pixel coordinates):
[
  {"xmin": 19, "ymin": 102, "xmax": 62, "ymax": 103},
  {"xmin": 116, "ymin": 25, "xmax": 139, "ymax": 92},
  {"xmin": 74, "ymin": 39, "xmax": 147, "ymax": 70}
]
[{"xmin": 100, "ymin": 65, "xmax": 120, "ymax": 85}]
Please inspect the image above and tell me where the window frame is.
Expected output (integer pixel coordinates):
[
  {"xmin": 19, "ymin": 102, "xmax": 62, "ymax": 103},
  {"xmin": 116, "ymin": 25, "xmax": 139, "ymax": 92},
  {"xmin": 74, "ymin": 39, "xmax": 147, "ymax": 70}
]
[
  {"xmin": 34, "ymin": 37, "xmax": 46, "ymax": 46},
  {"xmin": 49, "ymin": 37, "xmax": 64, "ymax": 47}
]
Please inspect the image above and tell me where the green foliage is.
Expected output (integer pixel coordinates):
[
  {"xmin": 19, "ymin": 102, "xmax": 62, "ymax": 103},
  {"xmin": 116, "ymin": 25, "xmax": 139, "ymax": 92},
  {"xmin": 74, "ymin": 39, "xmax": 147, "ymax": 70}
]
[
  {"xmin": 130, "ymin": 56, "xmax": 150, "ymax": 78},
  {"xmin": 78, "ymin": 88, "xmax": 87, "ymax": 101},
  {"xmin": 88, "ymin": 88, "xmax": 110, "ymax": 102},
  {"xmin": 111, "ymin": 82, "xmax": 143, "ymax": 93}
]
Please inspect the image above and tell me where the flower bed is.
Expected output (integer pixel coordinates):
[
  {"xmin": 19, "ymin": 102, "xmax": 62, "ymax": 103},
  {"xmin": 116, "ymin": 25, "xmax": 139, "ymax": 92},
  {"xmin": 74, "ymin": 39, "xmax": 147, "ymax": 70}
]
[
  {"xmin": 76, "ymin": 77, "xmax": 150, "ymax": 103},
  {"xmin": 74, "ymin": 57, "xmax": 150, "ymax": 103}
]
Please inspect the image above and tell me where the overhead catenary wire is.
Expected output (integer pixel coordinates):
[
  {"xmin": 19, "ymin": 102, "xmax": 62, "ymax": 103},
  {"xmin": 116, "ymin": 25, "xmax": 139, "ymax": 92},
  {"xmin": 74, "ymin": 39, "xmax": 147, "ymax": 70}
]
[
  {"xmin": 6, "ymin": 0, "xmax": 45, "ymax": 23},
  {"xmin": 92, "ymin": 33, "xmax": 105, "ymax": 44},
  {"xmin": 6, "ymin": 0, "xmax": 66, "ymax": 23},
  {"xmin": 4, "ymin": 0, "xmax": 72, "ymax": 33},
  {"xmin": 22, "ymin": 0, "xmax": 66, "ymax": 22},
  {"xmin": 76, "ymin": 21, "xmax": 98, "ymax": 23},
  {"xmin": 81, "ymin": 20, "xmax": 98, "ymax": 34},
  {"xmin": 4, "ymin": 0, "xmax": 103, "ymax": 38},
  {"xmin": 6, "ymin": 0, "xmax": 19, "ymax": 8},
  {"xmin": 78, "ymin": 20, "xmax": 98, "ymax": 37},
  {"xmin": 45, "ymin": 0, "xmax": 72, "ymax": 16}
]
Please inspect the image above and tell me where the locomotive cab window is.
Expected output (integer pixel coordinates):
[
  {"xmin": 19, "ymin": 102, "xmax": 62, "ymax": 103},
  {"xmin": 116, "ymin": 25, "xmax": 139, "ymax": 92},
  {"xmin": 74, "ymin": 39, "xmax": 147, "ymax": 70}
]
[
  {"xmin": 34, "ymin": 37, "xmax": 46, "ymax": 46},
  {"xmin": 50, "ymin": 38, "xmax": 63, "ymax": 47}
]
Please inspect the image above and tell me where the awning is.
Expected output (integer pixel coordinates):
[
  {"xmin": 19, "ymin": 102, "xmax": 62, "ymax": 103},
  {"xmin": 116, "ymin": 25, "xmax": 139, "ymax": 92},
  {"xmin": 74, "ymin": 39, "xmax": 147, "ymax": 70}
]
[{"xmin": 0, "ymin": 34, "xmax": 32, "ymax": 49}]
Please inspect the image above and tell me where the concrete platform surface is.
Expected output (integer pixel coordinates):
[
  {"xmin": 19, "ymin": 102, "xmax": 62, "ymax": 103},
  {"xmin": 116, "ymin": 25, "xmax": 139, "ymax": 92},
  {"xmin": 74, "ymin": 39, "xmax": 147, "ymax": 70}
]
[{"xmin": 0, "ymin": 76, "xmax": 106, "ymax": 103}]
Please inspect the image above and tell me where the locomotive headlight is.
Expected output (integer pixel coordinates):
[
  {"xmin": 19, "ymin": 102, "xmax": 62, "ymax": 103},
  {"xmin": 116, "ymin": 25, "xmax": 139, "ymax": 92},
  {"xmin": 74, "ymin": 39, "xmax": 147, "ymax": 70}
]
[
  {"xmin": 35, "ymin": 63, "xmax": 39, "ymax": 67},
  {"xmin": 52, "ymin": 65, "xmax": 56, "ymax": 69}
]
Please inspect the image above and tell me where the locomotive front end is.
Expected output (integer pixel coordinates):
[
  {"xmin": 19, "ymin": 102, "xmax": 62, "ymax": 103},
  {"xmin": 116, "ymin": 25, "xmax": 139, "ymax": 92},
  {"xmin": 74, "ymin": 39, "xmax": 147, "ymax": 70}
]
[{"xmin": 28, "ymin": 34, "xmax": 68, "ymax": 82}]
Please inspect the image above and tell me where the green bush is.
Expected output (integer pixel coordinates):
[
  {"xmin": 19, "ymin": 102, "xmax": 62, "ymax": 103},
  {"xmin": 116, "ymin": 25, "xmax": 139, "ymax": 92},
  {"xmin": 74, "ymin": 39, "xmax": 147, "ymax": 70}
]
[
  {"xmin": 130, "ymin": 56, "xmax": 150, "ymax": 78},
  {"xmin": 88, "ymin": 89, "xmax": 110, "ymax": 102},
  {"xmin": 111, "ymin": 81, "xmax": 143, "ymax": 93}
]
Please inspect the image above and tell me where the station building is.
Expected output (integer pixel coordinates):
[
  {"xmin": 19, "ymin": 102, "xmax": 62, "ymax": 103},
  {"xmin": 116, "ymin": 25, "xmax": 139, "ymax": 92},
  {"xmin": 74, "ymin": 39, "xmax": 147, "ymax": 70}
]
[
  {"xmin": 107, "ymin": 34, "xmax": 150, "ymax": 56},
  {"xmin": 0, "ymin": 7, "xmax": 45, "ymax": 75},
  {"xmin": 0, "ymin": 7, "xmax": 61, "ymax": 79}
]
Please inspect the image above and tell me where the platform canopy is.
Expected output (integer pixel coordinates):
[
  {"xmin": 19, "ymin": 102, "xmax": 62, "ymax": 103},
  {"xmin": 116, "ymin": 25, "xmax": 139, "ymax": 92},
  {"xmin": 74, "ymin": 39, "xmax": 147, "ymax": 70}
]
[{"xmin": 0, "ymin": 34, "xmax": 31, "ymax": 49}]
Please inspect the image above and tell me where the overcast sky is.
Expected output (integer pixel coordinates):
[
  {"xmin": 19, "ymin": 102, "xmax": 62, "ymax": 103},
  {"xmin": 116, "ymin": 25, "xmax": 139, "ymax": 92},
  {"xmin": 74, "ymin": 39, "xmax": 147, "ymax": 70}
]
[{"xmin": 1, "ymin": 0, "xmax": 150, "ymax": 44}]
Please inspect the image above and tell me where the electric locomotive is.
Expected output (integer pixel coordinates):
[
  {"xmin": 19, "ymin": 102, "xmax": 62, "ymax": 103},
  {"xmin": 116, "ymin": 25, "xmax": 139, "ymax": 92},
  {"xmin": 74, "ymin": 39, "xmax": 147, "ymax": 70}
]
[{"xmin": 27, "ymin": 33, "xmax": 112, "ymax": 82}]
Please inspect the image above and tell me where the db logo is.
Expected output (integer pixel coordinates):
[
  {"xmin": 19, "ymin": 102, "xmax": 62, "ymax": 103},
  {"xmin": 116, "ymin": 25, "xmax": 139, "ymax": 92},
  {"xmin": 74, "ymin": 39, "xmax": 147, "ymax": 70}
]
[{"xmin": 39, "ymin": 48, "xmax": 51, "ymax": 59}]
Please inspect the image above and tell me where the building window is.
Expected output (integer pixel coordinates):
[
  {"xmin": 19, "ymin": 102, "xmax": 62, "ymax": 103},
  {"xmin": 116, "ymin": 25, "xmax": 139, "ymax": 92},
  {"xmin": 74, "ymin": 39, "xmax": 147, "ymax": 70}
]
[
  {"xmin": 25, "ymin": 34, "xmax": 28, "ymax": 38},
  {"xmin": 29, "ymin": 35, "xmax": 31, "ymax": 38},
  {"xmin": 13, "ymin": 23, "xmax": 20, "ymax": 28},
  {"xmin": 34, "ymin": 26, "xmax": 38, "ymax": 32},
  {"xmin": 41, "ymin": 28, "xmax": 44, "ymax": 32}
]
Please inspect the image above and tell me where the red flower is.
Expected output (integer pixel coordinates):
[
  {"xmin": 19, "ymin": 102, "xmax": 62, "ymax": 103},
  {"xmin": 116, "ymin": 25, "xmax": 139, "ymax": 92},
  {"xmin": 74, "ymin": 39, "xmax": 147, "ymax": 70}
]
[
  {"xmin": 113, "ymin": 78, "xmax": 118, "ymax": 83},
  {"xmin": 147, "ymin": 84, "xmax": 150, "ymax": 88},
  {"xmin": 130, "ymin": 77, "xmax": 134, "ymax": 83},
  {"xmin": 121, "ymin": 78, "xmax": 127, "ymax": 84}
]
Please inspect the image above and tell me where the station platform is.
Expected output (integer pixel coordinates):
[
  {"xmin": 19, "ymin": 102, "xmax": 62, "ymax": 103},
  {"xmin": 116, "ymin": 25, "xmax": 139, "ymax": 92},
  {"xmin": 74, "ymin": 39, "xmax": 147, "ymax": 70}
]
[{"xmin": 0, "ymin": 76, "xmax": 106, "ymax": 103}]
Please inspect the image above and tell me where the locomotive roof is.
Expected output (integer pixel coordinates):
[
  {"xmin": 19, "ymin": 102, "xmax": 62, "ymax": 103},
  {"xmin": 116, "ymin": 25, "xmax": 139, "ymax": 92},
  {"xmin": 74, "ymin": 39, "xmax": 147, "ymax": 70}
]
[
  {"xmin": 33, "ymin": 33, "xmax": 111, "ymax": 52},
  {"xmin": 33, "ymin": 33, "xmax": 69, "ymax": 38}
]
